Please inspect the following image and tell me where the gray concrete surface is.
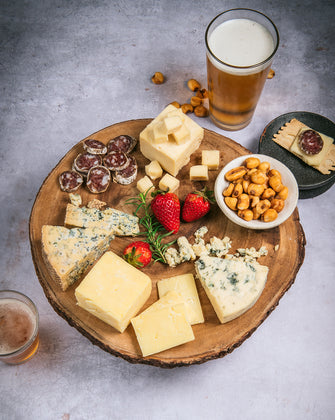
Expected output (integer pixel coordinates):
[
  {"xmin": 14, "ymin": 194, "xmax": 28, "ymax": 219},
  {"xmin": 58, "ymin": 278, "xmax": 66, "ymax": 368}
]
[{"xmin": 1, "ymin": 1, "xmax": 334, "ymax": 419}]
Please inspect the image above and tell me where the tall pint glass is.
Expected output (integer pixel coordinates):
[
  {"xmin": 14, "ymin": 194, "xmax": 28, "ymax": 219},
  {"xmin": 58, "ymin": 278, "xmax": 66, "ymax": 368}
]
[{"xmin": 206, "ymin": 9, "xmax": 279, "ymax": 130}]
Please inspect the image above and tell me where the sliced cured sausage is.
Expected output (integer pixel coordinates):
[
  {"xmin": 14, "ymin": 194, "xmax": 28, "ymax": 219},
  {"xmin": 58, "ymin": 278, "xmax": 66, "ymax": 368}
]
[
  {"xmin": 86, "ymin": 165, "xmax": 111, "ymax": 193},
  {"xmin": 73, "ymin": 152, "xmax": 102, "ymax": 175},
  {"xmin": 107, "ymin": 135, "xmax": 137, "ymax": 154},
  {"xmin": 83, "ymin": 139, "xmax": 107, "ymax": 155},
  {"xmin": 298, "ymin": 129, "xmax": 324, "ymax": 155},
  {"xmin": 113, "ymin": 156, "xmax": 138, "ymax": 185},
  {"xmin": 103, "ymin": 151, "xmax": 129, "ymax": 171},
  {"xmin": 59, "ymin": 170, "xmax": 83, "ymax": 192}
]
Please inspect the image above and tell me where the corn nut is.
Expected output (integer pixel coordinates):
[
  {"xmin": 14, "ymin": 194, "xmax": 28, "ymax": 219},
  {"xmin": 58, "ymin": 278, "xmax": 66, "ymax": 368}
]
[
  {"xmin": 238, "ymin": 209, "xmax": 253, "ymax": 221},
  {"xmin": 250, "ymin": 170, "xmax": 268, "ymax": 185},
  {"xmin": 276, "ymin": 186, "xmax": 288, "ymax": 200},
  {"xmin": 258, "ymin": 161, "xmax": 270, "ymax": 173},
  {"xmin": 224, "ymin": 196, "xmax": 237, "ymax": 211},
  {"xmin": 187, "ymin": 79, "xmax": 201, "ymax": 92},
  {"xmin": 269, "ymin": 175, "xmax": 283, "ymax": 192},
  {"xmin": 255, "ymin": 199, "xmax": 271, "ymax": 215},
  {"xmin": 222, "ymin": 183, "xmax": 234, "ymax": 197},
  {"xmin": 271, "ymin": 198, "xmax": 285, "ymax": 213},
  {"xmin": 262, "ymin": 208, "xmax": 278, "ymax": 222},
  {"xmin": 245, "ymin": 157, "xmax": 260, "ymax": 169},
  {"xmin": 247, "ymin": 183, "xmax": 265, "ymax": 197},
  {"xmin": 225, "ymin": 166, "xmax": 248, "ymax": 182},
  {"xmin": 237, "ymin": 193, "xmax": 250, "ymax": 210},
  {"xmin": 262, "ymin": 188, "xmax": 276, "ymax": 200},
  {"xmin": 232, "ymin": 183, "xmax": 243, "ymax": 198}
]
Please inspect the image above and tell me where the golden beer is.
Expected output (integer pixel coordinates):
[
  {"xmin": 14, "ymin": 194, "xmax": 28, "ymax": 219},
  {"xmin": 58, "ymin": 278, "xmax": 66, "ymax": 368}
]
[
  {"xmin": 0, "ymin": 290, "xmax": 39, "ymax": 365},
  {"xmin": 206, "ymin": 9, "xmax": 279, "ymax": 130}
]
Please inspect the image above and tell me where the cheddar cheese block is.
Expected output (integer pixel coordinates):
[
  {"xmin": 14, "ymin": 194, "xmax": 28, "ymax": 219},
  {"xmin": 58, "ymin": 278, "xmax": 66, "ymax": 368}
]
[
  {"xmin": 140, "ymin": 105, "xmax": 204, "ymax": 176},
  {"xmin": 41, "ymin": 225, "xmax": 114, "ymax": 291},
  {"xmin": 131, "ymin": 296, "xmax": 194, "ymax": 357},
  {"xmin": 75, "ymin": 251, "xmax": 152, "ymax": 333},
  {"xmin": 64, "ymin": 203, "xmax": 139, "ymax": 236},
  {"xmin": 195, "ymin": 256, "xmax": 268, "ymax": 323},
  {"xmin": 157, "ymin": 274, "xmax": 204, "ymax": 325}
]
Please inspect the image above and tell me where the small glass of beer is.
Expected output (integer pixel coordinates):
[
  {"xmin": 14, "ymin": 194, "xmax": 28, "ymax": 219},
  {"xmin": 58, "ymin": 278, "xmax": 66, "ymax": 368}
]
[
  {"xmin": 205, "ymin": 8, "xmax": 279, "ymax": 130},
  {"xmin": 0, "ymin": 290, "xmax": 39, "ymax": 365}
]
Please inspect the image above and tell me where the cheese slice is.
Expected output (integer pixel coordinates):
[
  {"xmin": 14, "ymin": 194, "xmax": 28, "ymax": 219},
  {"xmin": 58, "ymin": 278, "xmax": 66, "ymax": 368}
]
[
  {"xmin": 195, "ymin": 256, "xmax": 268, "ymax": 323},
  {"xmin": 131, "ymin": 301, "xmax": 194, "ymax": 357},
  {"xmin": 41, "ymin": 225, "xmax": 114, "ymax": 291},
  {"xmin": 157, "ymin": 274, "xmax": 204, "ymax": 325},
  {"xmin": 64, "ymin": 204, "xmax": 139, "ymax": 236},
  {"xmin": 75, "ymin": 251, "xmax": 152, "ymax": 333},
  {"xmin": 140, "ymin": 105, "xmax": 204, "ymax": 176}
]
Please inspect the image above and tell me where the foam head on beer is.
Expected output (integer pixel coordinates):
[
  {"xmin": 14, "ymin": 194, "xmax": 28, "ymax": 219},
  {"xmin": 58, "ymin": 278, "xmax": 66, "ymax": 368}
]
[{"xmin": 208, "ymin": 19, "xmax": 275, "ymax": 69}]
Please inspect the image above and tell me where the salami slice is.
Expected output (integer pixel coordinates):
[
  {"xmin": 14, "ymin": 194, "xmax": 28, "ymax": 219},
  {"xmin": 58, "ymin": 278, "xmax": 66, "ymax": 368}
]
[
  {"xmin": 103, "ymin": 151, "xmax": 129, "ymax": 171},
  {"xmin": 107, "ymin": 135, "xmax": 137, "ymax": 154},
  {"xmin": 113, "ymin": 156, "xmax": 138, "ymax": 185},
  {"xmin": 86, "ymin": 165, "xmax": 111, "ymax": 193},
  {"xmin": 59, "ymin": 170, "xmax": 83, "ymax": 192},
  {"xmin": 73, "ymin": 152, "xmax": 102, "ymax": 174},
  {"xmin": 298, "ymin": 129, "xmax": 324, "ymax": 155},
  {"xmin": 83, "ymin": 139, "xmax": 107, "ymax": 155}
]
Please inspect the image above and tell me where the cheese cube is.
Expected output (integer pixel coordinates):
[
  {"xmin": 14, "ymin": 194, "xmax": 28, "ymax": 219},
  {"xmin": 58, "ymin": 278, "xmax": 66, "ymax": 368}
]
[
  {"xmin": 131, "ymin": 302, "xmax": 194, "ymax": 357},
  {"xmin": 152, "ymin": 121, "xmax": 168, "ymax": 143},
  {"xmin": 157, "ymin": 274, "xmax": 204, "ymax": 325},
  {"xmin": 140, "ymin": 105, "xmax": 204, "ymax": 176},
  {"xmin": 202, "ymin": 150, "xmax": 220, "ymax": 170},
  {"xmin": 75, "ymin": 251, "xmax": 152, "ymax": 333},
  {"xmin": 137, "ymin": 175, "xmax": 154, "ymax": 194},
  {"xmin": 172, "ymin": 124, "xmax": 190, "ymax": 144},
  {"xmin": 159, "ymin": 173, "xmax": 180, "ymax": 192},
  {"xmin": 145, "ymin": 160, "xmax": 163, "ymax": 180},
  {"xmin": 163, "ymin": 116, "xmax": 183, "ymax": 134},
  {"xmin": 190, "ymin": 165, "xmax": 208, "ymax": 181}
]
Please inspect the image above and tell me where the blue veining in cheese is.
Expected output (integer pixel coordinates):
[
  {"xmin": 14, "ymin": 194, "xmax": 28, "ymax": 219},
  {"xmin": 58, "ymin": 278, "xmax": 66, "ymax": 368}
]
[
  {"xmin": 195, "ymin": 256, "xmax": 268, "ymax": 323},
  {"xmin": 64, "ymin": 203, "xmax": 140, "ymax": 236}
]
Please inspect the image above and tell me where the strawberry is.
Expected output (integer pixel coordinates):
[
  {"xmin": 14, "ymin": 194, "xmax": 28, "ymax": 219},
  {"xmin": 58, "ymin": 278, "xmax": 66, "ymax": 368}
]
[
  {"xmin": 151, "ymin": 191, "xmax": 180, "ymax": 234},
  {"xmin": 182, "ymin": 189, "xmax": 214, "ymax": 222},
  {"xmin": 123, "ymin": 241, "xmax": 152, "ymax": 268}
]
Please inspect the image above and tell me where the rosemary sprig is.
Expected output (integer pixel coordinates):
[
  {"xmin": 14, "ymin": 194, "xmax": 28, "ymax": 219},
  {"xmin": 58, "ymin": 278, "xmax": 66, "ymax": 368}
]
[{"xmin": 125, "ymin": 188, "xmax": 176, "ymax": 264}]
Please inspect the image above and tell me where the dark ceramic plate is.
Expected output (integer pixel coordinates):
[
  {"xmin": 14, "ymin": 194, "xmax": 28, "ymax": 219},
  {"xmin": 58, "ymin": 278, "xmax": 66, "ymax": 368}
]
[{"xmin": 258, "ymin": 112, "xmax": 335, "ymax": 198}]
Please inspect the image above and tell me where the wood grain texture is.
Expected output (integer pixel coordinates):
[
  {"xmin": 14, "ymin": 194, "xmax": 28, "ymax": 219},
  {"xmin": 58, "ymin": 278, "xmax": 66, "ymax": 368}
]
[{"xmin": 29, "ymin": 119, "xmax": 306, "ymax": 367}]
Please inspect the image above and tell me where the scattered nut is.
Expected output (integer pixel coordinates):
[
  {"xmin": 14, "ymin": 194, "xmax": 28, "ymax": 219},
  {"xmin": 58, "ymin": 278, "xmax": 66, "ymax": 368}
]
[
  {"xmin": 190, "ymin": 96, "xmax": 202, "ymax": 107},
  {"xmin": 194, "ymin": 105, "xmax": 209, "ymax": 117},
  {"xmin": 181, "ymin": 103, "xmax": 193, "ymax": 114},
  {"xmin": 267, "ymin": 69, "xmax": 275, "ymax": 79},
  {"xmin": 151, "ymin": 72, "xmax": 165, "ymax": 84},
  {"xmin": 170, "ymin": 101, "xmax": 180, "ymax": 108},
  {"xmin": 187, "ymin": 79, "xmax": 201, "ymax": 92}
]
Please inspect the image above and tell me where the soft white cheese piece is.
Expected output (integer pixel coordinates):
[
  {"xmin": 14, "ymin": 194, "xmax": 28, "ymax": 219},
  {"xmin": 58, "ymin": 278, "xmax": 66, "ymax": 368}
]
[{"xmin": 195, "ymin": 256, "xmax": 268, "ymax": 323}]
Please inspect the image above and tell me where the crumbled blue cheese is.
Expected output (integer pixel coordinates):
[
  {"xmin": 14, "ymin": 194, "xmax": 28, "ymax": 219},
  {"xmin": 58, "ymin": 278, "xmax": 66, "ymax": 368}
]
[
  {"xmin": 69, "ymin": 193, "xmax": 82, "ymax": 207},
  {"xmin": 206, "ymin": 236, "xmax": 231, "ymax": 257},
  {"xmin": 165, "ymin": 248, "xmax": 182, "ymax": 267},
  {"xmin": 177, "ymin": 236, "xmax": 196, "ymax": 262},
  {"xmin": 235, "ymin": 246, "xmax": 268, "ymax": 262},
  {"xmin": 194, "ymin": 226, "xmax": 208, "ymax": 242}
]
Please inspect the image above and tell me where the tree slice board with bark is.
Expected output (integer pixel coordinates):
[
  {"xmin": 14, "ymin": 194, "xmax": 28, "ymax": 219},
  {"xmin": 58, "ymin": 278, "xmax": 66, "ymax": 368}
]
[{"xmin": 29, "ymin": 119, "xmax": 306, "ymax": 368}]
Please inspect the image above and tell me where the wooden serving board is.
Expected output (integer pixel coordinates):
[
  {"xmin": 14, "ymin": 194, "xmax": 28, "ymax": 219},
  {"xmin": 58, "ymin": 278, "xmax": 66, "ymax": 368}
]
[{"xmin": 29, "ymin": 119, "xmax": 306, "ymax": 368}]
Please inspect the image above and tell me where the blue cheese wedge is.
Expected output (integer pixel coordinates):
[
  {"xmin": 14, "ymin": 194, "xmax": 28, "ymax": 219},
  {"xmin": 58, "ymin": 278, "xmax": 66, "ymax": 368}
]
[
  {"xmin": 195, "ymin": 256, "xmax": 268, "ymax": 323},
  {"xmin": 64, "ymin": 203, "xmax": 139, "ymax": 236},
  {"xmin": 41, "ymin": 225, "xmax": 114, "ymax": 291}
]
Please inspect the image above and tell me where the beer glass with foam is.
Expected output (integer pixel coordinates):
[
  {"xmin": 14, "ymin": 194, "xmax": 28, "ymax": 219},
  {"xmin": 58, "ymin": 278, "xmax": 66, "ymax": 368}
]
[
  {"xmin": 0, "ymin": 290, "xmax": 39, "ymax": 364},
  {"xmin": 205, "ymin": 9, "xmax": 279, "ymax": 130}
]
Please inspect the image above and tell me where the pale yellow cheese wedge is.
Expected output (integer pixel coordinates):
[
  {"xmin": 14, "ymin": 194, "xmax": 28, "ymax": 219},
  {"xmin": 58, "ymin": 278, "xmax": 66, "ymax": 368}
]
[
  {"xmin": 202, "ymin": 150, "xmax": 220, "ymax": 170},
  {"xmin": 158, "ymin": 173, "xmax": 180, "ymax": 192},
  {"xmin": 145, "ymin": 160, "xmax": 163, "ymax": 180},
  {"xmin": 75, "ymin": 251, "xmax": 152, "ymax": 333},
  {"xmin": 131, "ymin": 302, "xmax": 194, "ymax": 357},
  {"xmin": 157, "ymin": 274, "xmax": 204, "ymax": 325},
  {"xmin": 190, "ymin": 165, "xmax": 208, "ymax": 181}
]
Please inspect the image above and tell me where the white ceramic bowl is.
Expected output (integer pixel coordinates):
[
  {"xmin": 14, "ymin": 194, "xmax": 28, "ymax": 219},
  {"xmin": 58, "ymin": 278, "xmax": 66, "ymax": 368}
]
[{"xmin": 214, "ymin": 154, "xmax": 299, "ymax": 230}]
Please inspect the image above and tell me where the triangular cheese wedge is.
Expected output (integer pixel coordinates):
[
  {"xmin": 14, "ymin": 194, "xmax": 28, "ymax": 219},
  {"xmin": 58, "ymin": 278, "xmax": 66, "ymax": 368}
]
[
  {"xmin": 42, "ymin": 225, "xmax": 114, "ymax": 291},
  {"xmin": 195, "ymin": 256, "xmax": 268, "ymax": 323}
]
